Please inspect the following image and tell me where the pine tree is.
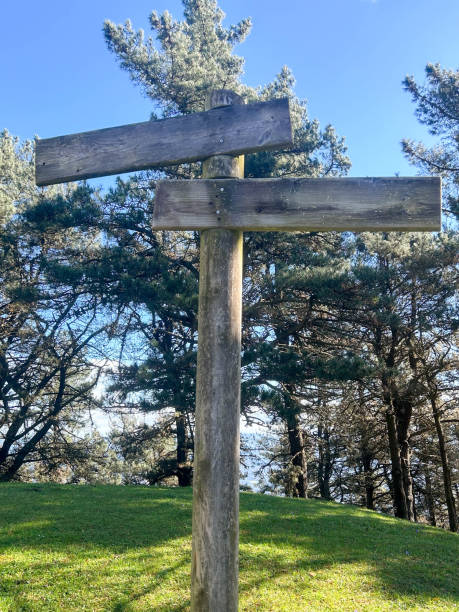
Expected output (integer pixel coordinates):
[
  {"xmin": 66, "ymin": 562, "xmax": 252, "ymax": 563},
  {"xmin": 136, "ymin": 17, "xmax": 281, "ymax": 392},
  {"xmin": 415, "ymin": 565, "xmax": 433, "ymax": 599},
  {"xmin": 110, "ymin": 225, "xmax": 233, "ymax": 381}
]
[
  {"xmin": 101, "ymin": 0, "xmax": 350, "ymax": 490},
  {"xmin": 1, "ymin": 131, "xmax": 34, "ymax": 226},
  {"xmin": 402, "ymin": 63, "xmax": 459, "ymax": 219},
  {"xmin": 342, "ymin": 230, "xmax": 458, "ymax": 523},
  {"xmin": 0, "ymin": 131, "xmax": 110, "ymax": 481}
]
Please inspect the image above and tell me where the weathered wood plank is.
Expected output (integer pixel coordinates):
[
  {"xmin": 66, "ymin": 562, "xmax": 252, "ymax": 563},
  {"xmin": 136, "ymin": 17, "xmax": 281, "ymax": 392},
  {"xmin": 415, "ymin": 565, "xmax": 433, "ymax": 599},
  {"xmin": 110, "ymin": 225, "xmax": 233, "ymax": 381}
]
[
  {"xmin": 35, "ymin": 98, "xmax": 292, "ymax": 186},
  {"xmin": 153, "ymin": 176, "xmax": 441, "ymax": 231}
]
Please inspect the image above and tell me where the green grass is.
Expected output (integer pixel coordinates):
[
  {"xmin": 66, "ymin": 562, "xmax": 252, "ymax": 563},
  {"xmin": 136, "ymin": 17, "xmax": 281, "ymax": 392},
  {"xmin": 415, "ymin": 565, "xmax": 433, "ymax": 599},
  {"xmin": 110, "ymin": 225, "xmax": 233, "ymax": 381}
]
[{"xmin": 0, "ymin": 484, "xmax": 457, "ymax": 611}]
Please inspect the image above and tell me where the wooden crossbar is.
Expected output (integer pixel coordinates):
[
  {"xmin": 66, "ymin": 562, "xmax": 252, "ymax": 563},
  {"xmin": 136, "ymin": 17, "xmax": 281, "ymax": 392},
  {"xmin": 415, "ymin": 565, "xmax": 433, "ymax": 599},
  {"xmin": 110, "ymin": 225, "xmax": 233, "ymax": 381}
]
[
  {"xmin": 153, "ymin": 176, "xmax": 441, "ymax": 232},
  {"xmin": 35, "ymin": 98, "xmax": 292, "ymax": 186}
]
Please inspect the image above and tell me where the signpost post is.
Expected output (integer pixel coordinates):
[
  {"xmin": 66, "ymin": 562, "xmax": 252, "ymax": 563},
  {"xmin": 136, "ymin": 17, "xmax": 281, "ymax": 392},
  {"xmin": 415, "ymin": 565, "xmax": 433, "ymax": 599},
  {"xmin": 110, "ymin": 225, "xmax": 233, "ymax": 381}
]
[
  {"xmin": 35, "ymin": 89, "xmax": 441, "ymax": 612},
  {"xmin": 191, "ymin": 89, "xmax": 245, "ymax": 612}
]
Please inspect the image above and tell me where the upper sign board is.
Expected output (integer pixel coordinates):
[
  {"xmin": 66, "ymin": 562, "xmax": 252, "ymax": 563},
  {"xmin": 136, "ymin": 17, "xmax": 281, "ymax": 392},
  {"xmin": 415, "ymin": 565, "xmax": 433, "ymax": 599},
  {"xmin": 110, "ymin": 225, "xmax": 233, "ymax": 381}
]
[{"xmin": 35, "ymin": 98, "xmax": 292, "ymax": 186}]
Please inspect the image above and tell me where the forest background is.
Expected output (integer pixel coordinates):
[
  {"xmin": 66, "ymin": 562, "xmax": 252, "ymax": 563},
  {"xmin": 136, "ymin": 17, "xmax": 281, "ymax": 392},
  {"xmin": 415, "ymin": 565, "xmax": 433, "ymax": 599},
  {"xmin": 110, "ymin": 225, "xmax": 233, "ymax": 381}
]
[{"xmin": 1, "ymin": 0, "xmax": 458, "ymax": 531}]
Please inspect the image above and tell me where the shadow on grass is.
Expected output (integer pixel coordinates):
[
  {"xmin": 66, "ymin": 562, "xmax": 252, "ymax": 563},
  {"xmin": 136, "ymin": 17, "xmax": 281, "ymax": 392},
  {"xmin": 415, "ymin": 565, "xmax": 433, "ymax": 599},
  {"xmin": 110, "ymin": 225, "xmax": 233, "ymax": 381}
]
[
  {"xmin": 110, "ymin": 558, "xmax": 190, "ymax": 612},
  {"xmin": 0, "ymin": 483, "xmax": 192, "ymax": 552},
  {"xmin": 238, "ymin": 493, "xmax": 459, "ymax": 608},
  {"xmin": 0, "ymin": 484, "xmax": 458, "ymax": 610},
  {"xmin": 0, "ymin": 483, "xmax": 193, "ymax": 610}
]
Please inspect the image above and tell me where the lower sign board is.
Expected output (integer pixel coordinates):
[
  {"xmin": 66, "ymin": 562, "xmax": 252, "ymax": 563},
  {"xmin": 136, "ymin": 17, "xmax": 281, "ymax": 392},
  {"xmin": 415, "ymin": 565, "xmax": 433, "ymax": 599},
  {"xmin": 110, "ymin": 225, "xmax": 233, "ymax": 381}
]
[{"xmin": 153, "ymin": 176, "xmax": 441, "ymax": 232}]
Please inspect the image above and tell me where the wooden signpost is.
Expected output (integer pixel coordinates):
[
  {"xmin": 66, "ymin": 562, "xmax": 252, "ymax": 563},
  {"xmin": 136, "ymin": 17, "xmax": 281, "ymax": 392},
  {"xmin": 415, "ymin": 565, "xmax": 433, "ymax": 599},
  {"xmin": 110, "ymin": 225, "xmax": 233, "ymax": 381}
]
[{"xmin": 35, "ymin": 89, "xmax": 441, "ymax": 612}]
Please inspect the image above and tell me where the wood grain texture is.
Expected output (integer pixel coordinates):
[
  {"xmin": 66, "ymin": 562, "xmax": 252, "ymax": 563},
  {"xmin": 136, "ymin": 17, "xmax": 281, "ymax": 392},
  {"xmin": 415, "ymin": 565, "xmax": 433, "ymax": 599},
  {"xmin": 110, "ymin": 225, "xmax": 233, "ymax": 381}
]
[
  {"xmin": 153, "ymin": 176, "xmax": 441, "ymax": 231},
  {"xmin": 35, "ymin": 98, "xmax": 292, "ymax": 186},
  {"xmin": 191, "ymin": 92, "xmax": 244, "ymax": 612},
  {"xmin": 205, "ymin": 89, "xmax": 244, "ymax": 109},
  {"xmin": 191, "ymin": 229, "xmax": 243, "ymax": 612},
  {"xmin": 201, "ymin": 154, "xmax": 244, "ymax": 178}
]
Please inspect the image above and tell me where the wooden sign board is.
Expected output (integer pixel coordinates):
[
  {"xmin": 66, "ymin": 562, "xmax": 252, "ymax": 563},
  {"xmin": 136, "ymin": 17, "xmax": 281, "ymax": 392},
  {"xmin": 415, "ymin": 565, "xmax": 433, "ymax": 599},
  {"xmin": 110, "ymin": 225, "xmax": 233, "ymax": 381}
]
[
  {"xmin": 35, "ymin": 98, "xmax": 292, "ymax": 186},
  {"xmin": 153, "ymin": 176, "xmax": 441, "ymax": 232}
]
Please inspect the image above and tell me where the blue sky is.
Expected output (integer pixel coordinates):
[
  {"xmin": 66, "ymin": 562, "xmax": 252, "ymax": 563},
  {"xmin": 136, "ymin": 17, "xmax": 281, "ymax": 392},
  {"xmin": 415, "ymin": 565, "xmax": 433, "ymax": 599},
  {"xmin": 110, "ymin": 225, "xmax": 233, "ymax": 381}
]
[{"xmin": 2, "ymin": 0, "xmax": 458, "ymax": 184}]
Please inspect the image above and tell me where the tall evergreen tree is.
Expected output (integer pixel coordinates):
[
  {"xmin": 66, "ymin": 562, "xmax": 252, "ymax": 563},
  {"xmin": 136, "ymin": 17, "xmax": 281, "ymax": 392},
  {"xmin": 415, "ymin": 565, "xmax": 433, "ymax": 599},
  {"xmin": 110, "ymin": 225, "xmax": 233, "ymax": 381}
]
[
  {"xmin": 342, "ymin": 230, "xmax": 458, "ymax": 522},
  {"xmin": 101, "ymin": 0, "xmax": 350, "ymax": 490},
  {"xmin": 402, "ymin": 63, "xmax": 459, "ymax": 220},
  {"xmin": 0, "ymin": 131, "xmax": 112, "ymax": 481}
]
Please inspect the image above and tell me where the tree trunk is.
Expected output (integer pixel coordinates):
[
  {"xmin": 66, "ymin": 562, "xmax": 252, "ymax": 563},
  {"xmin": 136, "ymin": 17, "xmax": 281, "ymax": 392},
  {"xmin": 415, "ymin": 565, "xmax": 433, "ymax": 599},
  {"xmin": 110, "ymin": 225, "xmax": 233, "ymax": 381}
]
[
  {"xmin": 431, "ymin": 396, "xmax": 458, "ymax": 532},
  {"xmin": 0, "ymin": 417, "xmax": 57, "ymax": 481},
  {"xmin": 317, "ymin": 423, "xmax": 332, "ymax": 500},
  {"xmin": 396, "ymin": 397, "xmax": 415, "ymax": 521},
  {"xmin": 286, "ymin": 410, "xmax": 308, "ymax": 498},
  {"xmin": 362, "ymin": 448, "xmax": 375, "ymax": 510},
  {"xmin": 0, "ymin": 407, "xmax": 29, "ymax": 469},
  {"xmin": 424, "ymin": 466, "xmax": 437, "ymax": 527},
  {"xmin": 399, "ymin": 439, "xmax": 415, "ymax": 521},
  {"xmin": 384, "ymin": 407, "xmax": 409, "ymax": 519},
  {"xmin": 381, "ymin": 366, "xmax": 414, "ymax": 521},
  {"xmin": 176, "ymin": 411, "xmax": 192, "ymax": 487},
  {"xmin": 0, "ymin": 366, "xmax": 67, "ymax": 482}
]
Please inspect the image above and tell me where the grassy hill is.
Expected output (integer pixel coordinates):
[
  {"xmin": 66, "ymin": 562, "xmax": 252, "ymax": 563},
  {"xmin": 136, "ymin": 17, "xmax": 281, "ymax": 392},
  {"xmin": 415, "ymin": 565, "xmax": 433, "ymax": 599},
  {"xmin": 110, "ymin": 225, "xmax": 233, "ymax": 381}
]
[{"xmin": 0, "ymin": 484, "xmax": 457, "ymax": 611}]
